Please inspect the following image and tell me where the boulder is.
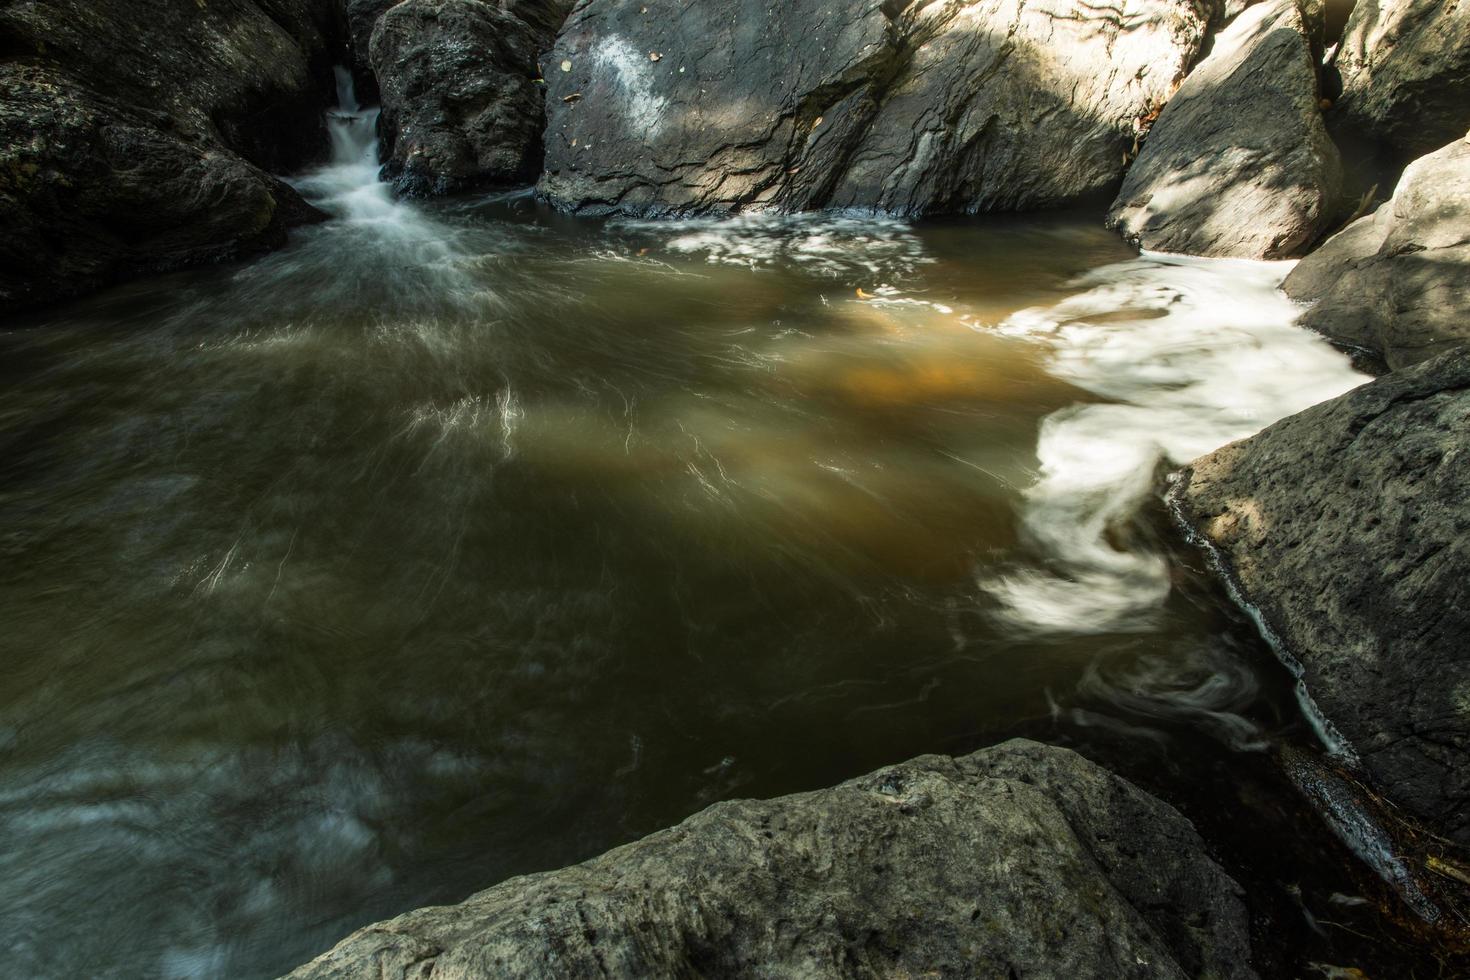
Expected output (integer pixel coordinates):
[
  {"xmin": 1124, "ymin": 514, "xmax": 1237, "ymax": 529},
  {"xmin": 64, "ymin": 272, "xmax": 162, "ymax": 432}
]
[
  {"xmin": 369, "ymin": 0, "xmax": 574, "ymax": 196},
  {"xmin": 1175, "ymin": 348, "xmax": 1470, "ymax": 844},
  {"xmin": 285, "ymin": 739, "xmax": 1257, "ymax": 979},
  {"xmin": 1107, "ymin": 0, "xmax": 1342, "ymax": 258},
  {"xmin": 0, "ymin": 0, "xmax": 339, "ymax": 313},
  {"xmin": 349, "ymin": 0, "xmax": 402, "ymax": 69},
  {"xmin": 1331, "ymin": 0, "xmax": 1470, "ymax": 164},
  {"xmin": 1284, "ymin": 134, "xmax": 1470, "ymax": 370},
  {"xmin": 1218, "ymin": 0, "xmax": 1353, "ymax": 54},
  {"xmin": 538, "ymin": 0, "xmax": 1215, "ymax": 217}
]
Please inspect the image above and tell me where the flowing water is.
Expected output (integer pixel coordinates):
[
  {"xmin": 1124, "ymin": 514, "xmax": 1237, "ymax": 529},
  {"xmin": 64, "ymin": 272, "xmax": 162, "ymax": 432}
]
[{"xmin": 0, "ymin": 81, "xmax": 1373, "ymax": 977}]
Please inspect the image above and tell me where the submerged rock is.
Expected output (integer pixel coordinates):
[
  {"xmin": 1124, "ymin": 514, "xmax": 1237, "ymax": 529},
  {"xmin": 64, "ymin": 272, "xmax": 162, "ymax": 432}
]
[
  {"xmin": 370, "ymin": 0, "xmax": 573, "ymax": 196},
  {"xmin": 539, "ymin": 0, "xmax": 1214, "ymax": 217},
  {"xmin": 1176, "ymin": 349, "xmax": 1470, "ymax": 844},
  {"xmin": 285, "ymin": 739, "xmax": 1256, "ymax": 979},
  {"xmin": 1284, "ymin": 135, "xmax": 1470, "ymax": 370},
  {"xmin": 1331, "ymin": 0, "xmax": 1470, "ymax": 164},
  {"xmin": 0, "ymin": 0, "xmax": 339, "ymax": 313},
  {"xmin": 1108, "ymin": 0, "xmax": 1342, "ymax": 258}
]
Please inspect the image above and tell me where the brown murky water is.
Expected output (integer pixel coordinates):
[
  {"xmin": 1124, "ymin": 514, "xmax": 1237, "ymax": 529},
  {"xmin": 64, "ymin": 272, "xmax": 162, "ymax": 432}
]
[{"xmin": 0, "ymin": 102, "xmax": 1382, "ymax": 978}]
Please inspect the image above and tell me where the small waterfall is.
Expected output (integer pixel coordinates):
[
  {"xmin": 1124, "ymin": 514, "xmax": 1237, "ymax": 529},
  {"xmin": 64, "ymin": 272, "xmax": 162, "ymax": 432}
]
[
  {"xmin": 333, "ymin": 65, "xmax": 359, "ymax": 113},
  {"xmin": 326, "ymin": 66, "xmax": 379, "ymax": 173},
  {"xmin": 293, "ymin": 67, "xmax": 403, "ymax": 223},
  {"xmin": 284, "ymin": 67, "xmax": 478, "ymax": 305}
]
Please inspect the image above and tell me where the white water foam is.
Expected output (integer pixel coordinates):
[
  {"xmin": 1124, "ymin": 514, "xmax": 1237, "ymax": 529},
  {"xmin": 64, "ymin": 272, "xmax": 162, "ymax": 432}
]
[
  {"xmin": 290, "ymin": 69, "xmax": 466, "ymax": 273},
  {"xmin": 273, "ymin": 68, "xmax": 489, "ymax": 313},
  {"xmin": 987, "ymin": 252, "xmax": 1366, "ymax": 634},
  {"xmin": 615, "ymin": 212, "xmax": 936, "ymax": 281},
  {"xmin": 304, "ymin": 67, "xmax": 388, "ymax": 215}
]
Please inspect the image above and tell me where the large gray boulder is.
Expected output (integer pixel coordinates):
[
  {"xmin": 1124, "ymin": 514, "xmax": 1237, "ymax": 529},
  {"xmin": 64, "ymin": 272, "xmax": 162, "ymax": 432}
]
[
  {"xmin": 539, "ymin": 0, "xmax": 1215, "ymax": 217},
  {"xmin": 1176, "ymin": 348, "xmax": 1470, "ymax": 844},
  {"xmin": 1331, "ymin": 0, "xmax": 1470, "ymax": 163},
  {"xmin": 370, "ymin": 0, "xmax": 573, "ymax": 196},
  {"xmin": 1284, "ymin": 134, "xmax": 1470, "ymax": 369},
  {"xmin": 1107, "ymin": 0, "xmax": 1342, "ymax": 258},
  {"xmin": 285, "ymin": 739, "xmax": 1257, "ymax": 979},
  {"xmin": 0, "ymin": 0, "xmax": 339, "ymax": 313}
]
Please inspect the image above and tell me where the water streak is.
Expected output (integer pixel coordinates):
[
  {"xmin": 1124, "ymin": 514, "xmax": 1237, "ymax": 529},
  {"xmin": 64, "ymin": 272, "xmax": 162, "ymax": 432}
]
[{"xmin": 986, "ymin": 254, "xmax": 1366, "ymax": 634}]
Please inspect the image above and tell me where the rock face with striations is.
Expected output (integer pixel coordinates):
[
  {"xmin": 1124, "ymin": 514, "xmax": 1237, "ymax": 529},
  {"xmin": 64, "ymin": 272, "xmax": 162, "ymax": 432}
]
[
  {"xmin": 1108, "ymin": 0, "xmax": 1341, "ymax": 258},
  {"xmin": 539, "ymin": 0, "xmax": 1216, "ymax": 217},
  {"xmin": 1331, "ymin": 0, "xmax": 1470, "ymax": 164},
  {"xmin": 1284, "ymin": 135, "xmax": 1470, "ymax": 370},
  {"xmin": 1176, "ymin": 349, "xmax": 1470, "ymax": 844},
  {"xmin": 370, "ymin": 0, "xmax": 574, "ymax": 196},
  {"xmin": 285, "ymin": 739, "xmax": 1256, "ymax": 979},
  {"xmin": 0, "ymin": 0, "xmax": 341, "ymax": 313}
]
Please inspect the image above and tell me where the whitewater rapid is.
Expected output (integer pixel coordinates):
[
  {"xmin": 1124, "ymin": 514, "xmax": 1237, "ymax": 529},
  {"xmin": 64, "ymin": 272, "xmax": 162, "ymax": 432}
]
[{"xmin": 985, "ymin": 252, "xmax": 1367, "ymax": 634}]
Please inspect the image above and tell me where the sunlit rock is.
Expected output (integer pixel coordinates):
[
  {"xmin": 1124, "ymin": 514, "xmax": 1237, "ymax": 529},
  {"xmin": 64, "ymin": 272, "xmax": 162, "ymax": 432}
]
[
  {"xmin": 1330, "ymin": 0, "xmax": 1470, "ymax": 163},
  {"xmin": 539, "ymin": 0, "xmax": 1215, "ymax": 217},
  {"xmin": 1107, "ymin": 0, "xmax": 1342, "ymax": 258},
  {"xmin": 1284, "ymin": 134, "xmax": 1470, "ymax": 370}
]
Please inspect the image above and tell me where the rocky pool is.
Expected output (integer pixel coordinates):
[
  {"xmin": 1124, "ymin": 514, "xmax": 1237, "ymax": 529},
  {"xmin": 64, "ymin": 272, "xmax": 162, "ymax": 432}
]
[{"xmin": 0, "ymin": 93, "xmax": 1379, "ymax": 978}]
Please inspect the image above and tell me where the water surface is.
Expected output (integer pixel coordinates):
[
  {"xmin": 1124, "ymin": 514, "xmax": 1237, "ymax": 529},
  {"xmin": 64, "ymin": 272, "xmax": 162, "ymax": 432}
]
[{"xmin": 0, "ymin": 93, "xmax": 1368, "ymax": 978}]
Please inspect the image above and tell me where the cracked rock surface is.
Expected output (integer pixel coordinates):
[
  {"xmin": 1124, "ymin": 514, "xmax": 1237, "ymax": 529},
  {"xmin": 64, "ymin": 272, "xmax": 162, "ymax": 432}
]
[
  {"xmin": 1176, "ymin": 348, "xmax": 1470, "ymax": 844},
  {"xmin": 538, "ymin": 0, "xmax": 1215, "ymax": 217},
  {"xmin": 1284, "ymin": 135, "xmax": 1470, "ymax": 370},
  {"xmin": 0, "ymin": 0, "xmax": 339, "ymax": 312},
  {"xmin": 370, "ymin": 0, "xmax": 574, "ymax": 196},
  {"xmin": 284, "ymin": 739, "xmax": 1256, "ymax": 979},
  {"xmin": 1108, "ymin": 0, "xmax": 1341, "ymax": 259}
]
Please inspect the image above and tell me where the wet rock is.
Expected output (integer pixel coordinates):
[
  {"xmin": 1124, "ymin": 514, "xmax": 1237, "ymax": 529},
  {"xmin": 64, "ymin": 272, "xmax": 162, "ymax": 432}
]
[
  {"xmin": 349, "ymin": 0, "xmax": 402, "ymax": 69},
  {"xmin": 285, "ymin": 739, "xmax": 1257, "ymax": 979},
  {"xmin": 1176, "ymin": 348, "xmax": 1470, "ymax": 844},
  {"xmin": 538, "ymin": 0, "xmax": 1214, "ymax": 217},
  {"xmin": 0, "ymin": 0, "xmax": 339, "ymax": 313},
  {"xmin": 1331, "ymin": 0, "xmax": 1470, "ymax": 164},
  {"xmin": 1284, "ymin": 135, "xmax": 1470, "ymax": 369},
  {"xmin": 1108, "ymin": 0, "xmax": 1342, "ymax": 258},
  {"xmin": 369, "ymin": 0, "xmax": 574, "ymax": 196}
]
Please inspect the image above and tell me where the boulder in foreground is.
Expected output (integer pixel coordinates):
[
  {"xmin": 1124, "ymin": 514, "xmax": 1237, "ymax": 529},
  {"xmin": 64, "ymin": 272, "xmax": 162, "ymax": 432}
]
[
  {"xmin": 1176, "ymin": 348, "xmax": 1470, "ymax": 844},
  {"xmin": 285, "ymin": 739, "xmax": 1256, "ymax": 979},
  {"xmin": 539, "ymin": 0, "xmax": 1214, "ymax": 217},
  {"xmin": 1284, "ymin": 135, "xmax": 1470, "ymax": 370},
  {"xmin": 1108, "ymin": 0, "xmax": 1342, "ymax": 258}
]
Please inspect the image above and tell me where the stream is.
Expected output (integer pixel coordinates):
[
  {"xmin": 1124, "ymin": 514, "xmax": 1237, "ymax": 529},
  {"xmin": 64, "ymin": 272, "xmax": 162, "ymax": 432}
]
[{"xmin": 0, "ymin": 80, "xmax": 1372, "ymax": 977}]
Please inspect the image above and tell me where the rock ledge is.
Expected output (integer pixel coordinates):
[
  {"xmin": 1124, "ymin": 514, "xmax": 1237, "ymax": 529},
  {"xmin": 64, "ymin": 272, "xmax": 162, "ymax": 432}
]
[{"xmin": 285, "ymin": 739, "xmax": 1256, "ymax": 979}]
